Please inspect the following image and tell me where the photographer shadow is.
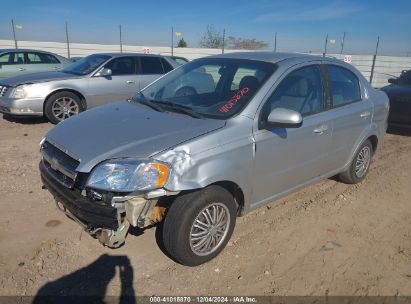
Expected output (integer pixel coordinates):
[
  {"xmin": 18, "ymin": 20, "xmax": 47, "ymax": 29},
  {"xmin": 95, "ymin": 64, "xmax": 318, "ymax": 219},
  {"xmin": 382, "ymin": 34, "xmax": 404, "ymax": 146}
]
[{"xmin": 33, "ymin": 254, "xmax": 136, "ymax": 304}]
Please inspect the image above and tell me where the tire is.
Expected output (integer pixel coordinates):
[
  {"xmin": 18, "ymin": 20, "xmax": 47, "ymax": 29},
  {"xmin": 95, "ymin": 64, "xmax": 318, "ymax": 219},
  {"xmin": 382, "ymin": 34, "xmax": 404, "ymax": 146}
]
[
  {"xmin": 44, "ymin": 91, "xmax": 83, "ymax": 124},
  {"xmin": 338, "ymin": 139, "xmax": 373, "ymax": 184},
  {"xmin": 162, "ymin": 185, "xmax": 237, "ymax": 266},
  {"xmin": 174, "ymin": 86, "xmax": 197, "ymax": 97}
]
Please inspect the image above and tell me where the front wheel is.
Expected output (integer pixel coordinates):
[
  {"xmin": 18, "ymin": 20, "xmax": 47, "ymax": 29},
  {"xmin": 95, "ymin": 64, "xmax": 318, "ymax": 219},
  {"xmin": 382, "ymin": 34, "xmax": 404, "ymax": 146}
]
[
  {"xmin": 338, "ymin": 139, "xmax": 373, "ymax": 184},
  {"xmin": 44, "ymin": 91, "xmax": 83, "ymax": 124},
  {"xmin": 162, "ymin": 185, "xmax": 237, "ymax": 266}
]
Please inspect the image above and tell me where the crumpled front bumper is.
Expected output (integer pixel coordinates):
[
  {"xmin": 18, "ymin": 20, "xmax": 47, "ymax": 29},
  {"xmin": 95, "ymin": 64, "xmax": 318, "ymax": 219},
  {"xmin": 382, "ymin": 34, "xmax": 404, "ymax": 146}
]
[
  {"xmin": 40, "ymin": 159, "xmax": 119, "ymax": 230},
  {"xmin": 40, "ymin": 159, "xmax": 170, "ymax": 248}
]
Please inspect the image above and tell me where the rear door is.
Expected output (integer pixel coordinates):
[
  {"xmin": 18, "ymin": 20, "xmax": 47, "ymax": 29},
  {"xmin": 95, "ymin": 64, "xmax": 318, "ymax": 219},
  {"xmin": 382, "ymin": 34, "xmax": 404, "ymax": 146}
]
[
  {"xmin": 251, "ymin": 63, "xmax": 334, "ymax": 207},
  {"xmin": 0, "ymin": 52, "xmax": 26, "ymax": 79},
  {"xmin": 86, "ymin": 56, "xmax": 139, "ymax": 108},
  {"xmin": 324, "ymin": 64, "xmax": 373, "ymax": 169},
  {"xmin": 136, "ymin": 56, "xmax": 171, "ymax": 90},
  {"xmin": 24, "ymin": 52, "xmax": 64, "ymax": 74}
]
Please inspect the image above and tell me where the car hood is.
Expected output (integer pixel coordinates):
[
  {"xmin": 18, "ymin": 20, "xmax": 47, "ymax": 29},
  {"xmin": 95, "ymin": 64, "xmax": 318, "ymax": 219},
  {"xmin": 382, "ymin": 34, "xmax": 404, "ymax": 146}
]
[
  {"xmin": 45, "ymin": 101, "xmax": 226, "ymax": 172},
  {"xmin": 0, "ymin": 71, "xmax": 83, "ymax": 87}
]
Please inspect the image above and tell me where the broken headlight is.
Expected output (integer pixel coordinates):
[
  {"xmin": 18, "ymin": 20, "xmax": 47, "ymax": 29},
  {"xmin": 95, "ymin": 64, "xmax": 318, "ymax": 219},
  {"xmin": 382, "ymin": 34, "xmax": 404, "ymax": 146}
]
[{"xmin": 86, "ymin": 159, "xmax": 170, "ymax": 192}]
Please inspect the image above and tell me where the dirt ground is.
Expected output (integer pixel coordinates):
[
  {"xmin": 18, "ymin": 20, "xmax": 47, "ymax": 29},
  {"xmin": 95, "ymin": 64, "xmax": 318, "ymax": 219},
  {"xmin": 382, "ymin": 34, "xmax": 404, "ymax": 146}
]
[{"xmin": 0, "ymin": 114, "xmax": 410, "ymax": 298}]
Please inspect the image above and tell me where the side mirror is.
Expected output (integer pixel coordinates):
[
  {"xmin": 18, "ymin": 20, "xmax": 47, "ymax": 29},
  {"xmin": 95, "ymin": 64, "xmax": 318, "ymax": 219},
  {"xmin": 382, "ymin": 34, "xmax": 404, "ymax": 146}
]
[
  {"xmin": 266, "ymin": 108, "xmax": 302, "ymax": 128},
  {"xmin": 95, "ymin": 68, "xmax": 112, "ymax": 77},
  {"xmin": 388, "ymin": 78, "xmax": 397, "ymax": 84}
]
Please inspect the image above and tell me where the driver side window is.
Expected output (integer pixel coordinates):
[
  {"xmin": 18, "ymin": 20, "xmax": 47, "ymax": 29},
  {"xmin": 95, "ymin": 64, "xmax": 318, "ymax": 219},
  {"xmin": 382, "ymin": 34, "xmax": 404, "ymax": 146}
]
[{"xmin": 263, "ymin": 65, "xmax": 324, "ymax": 118}]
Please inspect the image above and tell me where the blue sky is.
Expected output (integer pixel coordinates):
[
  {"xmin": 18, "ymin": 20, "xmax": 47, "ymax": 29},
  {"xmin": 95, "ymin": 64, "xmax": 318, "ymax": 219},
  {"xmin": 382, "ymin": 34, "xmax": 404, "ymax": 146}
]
[{"xmin": 1, "ymin": 0, "xmax": 411, "ymax": 55}]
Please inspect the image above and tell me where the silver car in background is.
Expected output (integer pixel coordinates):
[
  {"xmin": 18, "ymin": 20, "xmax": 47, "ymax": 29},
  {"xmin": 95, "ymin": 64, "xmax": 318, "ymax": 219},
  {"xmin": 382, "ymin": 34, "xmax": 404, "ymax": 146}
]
[
  {"xmin": 39, "ymin": 52, "xmax": 389, "ymax": 266},
  {"xmin": 0, "ymin": 49, "xmax": 71, "ymax": 79},
  {"xmin": 0, "ymin": 53, "xmax": 178, "ymax": 123}
]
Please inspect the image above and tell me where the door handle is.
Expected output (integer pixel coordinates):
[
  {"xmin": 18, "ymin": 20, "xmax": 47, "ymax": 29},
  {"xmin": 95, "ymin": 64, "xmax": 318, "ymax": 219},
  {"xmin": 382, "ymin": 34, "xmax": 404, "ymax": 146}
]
[
  {"xmin": 313, "ymin": 125, "xmax": 328, "ymax": 134},
  {"xmin": 126, "ymin": 80, "xmax": 135, "ymax": 84},
  {"xmin": 54, "ymin": 66, "xmax": 61, "ymax": 70},
  {"xmin": 360, "ymin": 111, "xmax": 371, "ymax": 118},
  {"xmin": 19, "ymin": 68, "xmax": 26, "ymax": 71}
]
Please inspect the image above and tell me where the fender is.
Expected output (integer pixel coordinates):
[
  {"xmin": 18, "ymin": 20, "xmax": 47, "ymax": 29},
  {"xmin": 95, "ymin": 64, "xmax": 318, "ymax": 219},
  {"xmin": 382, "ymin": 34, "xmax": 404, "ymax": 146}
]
[{"xmin": 342, "ymin": 122, "xmax": 379, "ymax": 171}]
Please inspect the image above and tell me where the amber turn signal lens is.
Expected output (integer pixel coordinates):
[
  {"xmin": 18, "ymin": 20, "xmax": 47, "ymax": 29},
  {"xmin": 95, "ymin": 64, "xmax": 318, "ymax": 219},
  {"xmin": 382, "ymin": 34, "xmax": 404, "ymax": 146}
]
[{"xmin": 152, "ymin": 162, "xmax": 170, "ymax": 187}]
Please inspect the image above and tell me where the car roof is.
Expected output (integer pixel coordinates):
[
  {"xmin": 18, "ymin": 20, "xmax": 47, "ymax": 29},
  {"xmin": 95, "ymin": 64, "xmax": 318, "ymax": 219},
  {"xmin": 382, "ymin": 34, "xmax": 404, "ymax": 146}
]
[
  {"xmin": 0, "ymin": 48, "xmax": 62, "ymax": 55},
  {"xmin": 207, "ymin": 51, "xmax": 329, "ymax": 64},
  {"xmin": 93, "ymin": 52, "xmax": 166, "ymax": 58}
]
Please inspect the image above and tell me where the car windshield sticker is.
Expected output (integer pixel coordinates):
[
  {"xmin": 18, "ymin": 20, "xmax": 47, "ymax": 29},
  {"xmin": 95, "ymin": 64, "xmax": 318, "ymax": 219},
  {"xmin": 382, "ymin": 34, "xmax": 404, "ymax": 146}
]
[{"xmin": 219, "ymin": 87, "xmax": 249, "ymax": 113}]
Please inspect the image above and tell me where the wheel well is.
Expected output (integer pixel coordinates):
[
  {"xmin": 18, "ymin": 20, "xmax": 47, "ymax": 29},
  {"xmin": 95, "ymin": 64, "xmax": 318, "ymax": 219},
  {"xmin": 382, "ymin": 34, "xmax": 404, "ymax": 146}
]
[
  {"xmin": 368, "ymin": 135, "xmax": 378, "ymax": 153},
  {"xmin": 210, "ymin": 181, "xmax": 245, "ymax": 216},
  {"xmin": 43, "ymin": 89, "xmax": 87, "ymax": 112}
]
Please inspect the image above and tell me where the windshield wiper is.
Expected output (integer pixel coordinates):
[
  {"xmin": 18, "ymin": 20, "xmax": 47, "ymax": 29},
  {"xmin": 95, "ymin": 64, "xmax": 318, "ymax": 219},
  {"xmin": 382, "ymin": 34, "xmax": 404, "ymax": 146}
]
[
  {"xmin": 153, "ymin": 100, "xmax": 204, "ymax": 119},
  {"xmin": 139, "ymin": 98, "xmax": 165, "ymax": 112}
]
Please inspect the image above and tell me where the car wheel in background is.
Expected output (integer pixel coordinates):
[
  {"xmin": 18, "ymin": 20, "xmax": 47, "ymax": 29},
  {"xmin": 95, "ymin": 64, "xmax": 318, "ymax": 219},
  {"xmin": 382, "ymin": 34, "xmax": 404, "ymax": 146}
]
[
  {"xmin": 44, "ymin": 91, "xmax": 84, "ymax": 124},
  {"xmin": 174, "ymin": 86, "xmax": 197, "ymax": 97},
  {"xmin": 338, "ymin": 139, "xmax": 373, "ymax": 184},
  {"xmin": 162, "ymin": 185, "xmax": 237, "ymax": 266}
]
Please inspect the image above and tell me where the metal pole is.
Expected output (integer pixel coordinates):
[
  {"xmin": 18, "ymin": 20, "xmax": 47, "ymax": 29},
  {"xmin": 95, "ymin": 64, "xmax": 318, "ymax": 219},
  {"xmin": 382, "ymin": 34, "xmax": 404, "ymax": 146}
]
[
  {"xmin": 274, "ymin": 32, "xmax": 277, "ymax": 52},
  {"xmin": 119, "ymin": 24, "xmax": 123, "ymax": 53},
  {"xmin": 375, "ymin": 36, "xmax": 380, "ymax": 55},
  {"xmin": 11, "ymin": 20, "xmax": 17, "ymax": 49},
  {"xmin": 171, "ymin": 26, "xmax": 174, "ymax": 56},
  {"xmin": 65, "ymin": 22, "xmax": 70, "ymax": 59},
  {"xmin": 222, "ymin": 28, "xmax": 225, "ymax": 54},
  {"xmin": 369, "ymin": 36, "xmax": 380, "ymax": 85},
  {"xmin": 323, "ymin": 33, "xmax": 328, "ymax": 57},
  {"xmin": 340, "ymin": 32, "xmax": 346, "ymax": 54}
]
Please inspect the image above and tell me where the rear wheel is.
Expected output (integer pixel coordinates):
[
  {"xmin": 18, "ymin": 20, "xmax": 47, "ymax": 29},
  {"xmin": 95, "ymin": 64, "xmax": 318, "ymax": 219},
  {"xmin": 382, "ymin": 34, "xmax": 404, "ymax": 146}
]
[
  {"xmin": 162, "ymin": 185, "xmax": 237, "ymax": 266},
  {"xmin": 174, "ymin": 86, "xmax": 197, "ymax": 97},
  {"xmin": 44, "ymin": 91, "xmax": 83, "ymax": 124},
  {"xmin": 338, "ymin": 139, "xmax": 373, "ymax": 184}
]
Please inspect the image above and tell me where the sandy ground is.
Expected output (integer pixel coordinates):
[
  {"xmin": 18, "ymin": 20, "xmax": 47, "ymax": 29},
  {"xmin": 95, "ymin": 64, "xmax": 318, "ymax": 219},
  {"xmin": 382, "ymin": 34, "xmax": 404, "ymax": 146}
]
[{"xmin": 0, "ymin": 114, "xmax": 410, "ymax": 298}]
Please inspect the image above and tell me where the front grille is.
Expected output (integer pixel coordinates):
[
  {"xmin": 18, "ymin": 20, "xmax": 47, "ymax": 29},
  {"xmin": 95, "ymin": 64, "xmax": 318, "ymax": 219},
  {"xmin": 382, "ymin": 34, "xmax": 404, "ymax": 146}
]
[
  {"xmin": 41, "ymin": 141, "xmax": 80, "ymax": 188},
  {"xmin": 0, "ymin": 85, "xmax": 8, "ymax": 97}
]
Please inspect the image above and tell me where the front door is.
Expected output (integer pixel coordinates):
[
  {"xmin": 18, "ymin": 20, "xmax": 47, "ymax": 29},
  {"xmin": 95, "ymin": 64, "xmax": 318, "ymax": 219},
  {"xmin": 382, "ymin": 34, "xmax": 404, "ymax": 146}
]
[
  {"xmin": 87, "ymin": 56, "xmax": 139, "ymax": 108},
  {"xmin": 251, "ymin": 64, "xmax": 333, "ymax": 207},
  {"xmin": 0, "ymin": 52, "xmax": 27, "ymax": 79}
]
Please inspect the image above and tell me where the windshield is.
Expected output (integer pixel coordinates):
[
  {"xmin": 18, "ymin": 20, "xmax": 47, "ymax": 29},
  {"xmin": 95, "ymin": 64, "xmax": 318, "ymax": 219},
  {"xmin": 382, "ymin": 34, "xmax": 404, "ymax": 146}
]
[
  {"xmin": 133, "ymin": 58, "xmax": 276, "ymax": 119},
  {"xmin": 63, "ymin": 54, "xmax": 111, "ymax": 75}
]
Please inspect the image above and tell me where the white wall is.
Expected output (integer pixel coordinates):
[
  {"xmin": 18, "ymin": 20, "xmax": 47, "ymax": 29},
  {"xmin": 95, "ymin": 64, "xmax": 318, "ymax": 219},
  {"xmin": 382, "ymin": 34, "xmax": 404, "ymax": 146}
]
[{"xmin": 1, "ymin": 39, "xmax": 411, "ymax": 88}]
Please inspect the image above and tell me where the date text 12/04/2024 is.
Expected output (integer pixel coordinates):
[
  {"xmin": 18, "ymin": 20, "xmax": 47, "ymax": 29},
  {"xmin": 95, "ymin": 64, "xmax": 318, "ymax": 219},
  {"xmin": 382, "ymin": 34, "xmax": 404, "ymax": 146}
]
[{"xmin": 149, "ymin": 296, "xmax": 257, "ymax": 303}]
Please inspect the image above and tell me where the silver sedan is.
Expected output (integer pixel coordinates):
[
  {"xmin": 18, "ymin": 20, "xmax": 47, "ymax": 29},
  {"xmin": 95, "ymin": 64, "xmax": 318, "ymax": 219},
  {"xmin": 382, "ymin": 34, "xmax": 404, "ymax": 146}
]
[
  {"xmin": 0, "ymin": 53, "xmax": 178, "ymax": 123},
  {"xmin": 39, "ymin": 52, "xmax": 389, "ymax": 266}
]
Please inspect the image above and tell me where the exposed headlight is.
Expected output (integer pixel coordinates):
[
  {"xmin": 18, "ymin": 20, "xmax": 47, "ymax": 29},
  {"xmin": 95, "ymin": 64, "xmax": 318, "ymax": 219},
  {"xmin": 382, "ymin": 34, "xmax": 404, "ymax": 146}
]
[
  {"xmin": 12, "ymin": 85, "xmax": 30, "ymax": 99},
  {"xmin": 86, "ymin": 159, "xmax": 170, "ymax": 192}
]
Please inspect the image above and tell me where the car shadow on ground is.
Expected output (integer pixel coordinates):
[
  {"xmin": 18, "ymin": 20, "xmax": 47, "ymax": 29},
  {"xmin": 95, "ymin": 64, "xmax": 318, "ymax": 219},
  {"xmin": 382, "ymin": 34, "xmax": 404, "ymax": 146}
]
[
  {"xmin": 2, "ymin": 113, "xmax": 49, "ymax": 124},
  {"xmin": 387, "ymin": 125, "xmax": 411, "ymax": 136},
  {"xmin": 128, "ymin": 223, "xmax": 178, "ymax": 263},
  {"xmin": 32, "ymin": 254, "xmax": 136, "ymax": 304}
]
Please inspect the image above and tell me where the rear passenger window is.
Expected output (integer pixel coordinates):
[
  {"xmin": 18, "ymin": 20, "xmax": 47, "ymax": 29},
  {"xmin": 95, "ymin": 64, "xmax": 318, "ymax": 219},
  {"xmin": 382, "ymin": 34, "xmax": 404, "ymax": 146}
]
[
  {"xmin": 161, "ymin": 58, "xmax": 173, "ymax": 73},
  {"xmin": 328, "ymin": 65, "xmax": 361, "ymax": 107},
  {"xmin": 41, "ymin": 53, "xmax": 60, "ymax": 64},
  {"xmin": 263, "ymin": 65, "xmax": 324, "ymax": 117},
  {"xmin": 26, "ymin": 53, "xmax": 43, "ymax": 64},
  {"xmin": 140, "ymin": 57, "xmax": 164, "ymax": 74}
]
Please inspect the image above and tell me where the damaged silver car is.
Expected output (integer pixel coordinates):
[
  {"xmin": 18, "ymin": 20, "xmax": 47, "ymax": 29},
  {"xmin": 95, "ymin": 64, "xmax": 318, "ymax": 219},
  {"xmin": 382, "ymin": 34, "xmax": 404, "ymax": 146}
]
[{"xmin": 39, "ymin": 52, "xmax": 389, "ymax": 266}]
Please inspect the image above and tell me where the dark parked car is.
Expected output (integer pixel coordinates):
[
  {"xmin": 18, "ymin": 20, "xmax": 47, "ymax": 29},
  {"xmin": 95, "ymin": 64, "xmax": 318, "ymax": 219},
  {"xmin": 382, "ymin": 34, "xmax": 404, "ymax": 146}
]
[{"xmin": 381, "ymin": 70, "xmax": 411, "ymax": 125}]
